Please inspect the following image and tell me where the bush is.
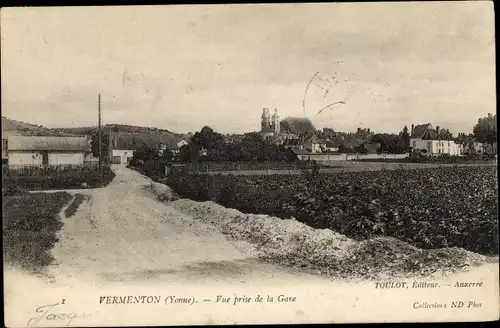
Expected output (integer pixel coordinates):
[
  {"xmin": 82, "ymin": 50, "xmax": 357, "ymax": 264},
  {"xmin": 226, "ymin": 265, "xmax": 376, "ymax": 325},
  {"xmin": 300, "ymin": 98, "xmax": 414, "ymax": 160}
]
[
  {"xmin": 167, "ymin": 166, "xmax": 498, "ymax": 256},
  {"xmin": 2, "ymin": 165, "xmax": 115, "ymax": 191}
]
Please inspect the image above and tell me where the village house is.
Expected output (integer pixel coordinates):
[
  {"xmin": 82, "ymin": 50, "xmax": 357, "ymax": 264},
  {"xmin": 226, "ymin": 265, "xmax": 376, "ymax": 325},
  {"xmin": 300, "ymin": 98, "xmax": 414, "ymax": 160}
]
[
  {"xmin": 282, "ymin": 138, "xmax": 304, "ymax": 150},
  {"xmin": 409, "ymin": 123, "xmax": 464, "ymax": 156},
  {"xmin": 324, "ymin": 138, "xmax": 342, "ymax": 152},
  {"xmin": 303, "ymin": 135, "xmax": 327, "ymax": 153},
  {"xmin": 109, "ymin": 132, "xmax": 186, "ymax": 163},
  {"xmin": 4, "ymin": 135, "xmax": 92, "ymax": 167},
  {"xmin": 110, "ymin": 136, "xmax": 135, "ymax": 164},
  {"xmin": 161, "ymin": 139, "xmax": 189, "ymax": 156},
  {"xmin": 177, "ymin": 139, "xmax": 189, "ymax": 150}
]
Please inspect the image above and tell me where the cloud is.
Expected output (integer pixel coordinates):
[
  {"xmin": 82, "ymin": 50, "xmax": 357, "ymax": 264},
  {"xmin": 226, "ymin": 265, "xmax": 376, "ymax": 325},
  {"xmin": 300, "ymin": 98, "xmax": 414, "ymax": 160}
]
[{"xmin": 1, "ymin": 2, "xmax": 495, "ymax": 134}]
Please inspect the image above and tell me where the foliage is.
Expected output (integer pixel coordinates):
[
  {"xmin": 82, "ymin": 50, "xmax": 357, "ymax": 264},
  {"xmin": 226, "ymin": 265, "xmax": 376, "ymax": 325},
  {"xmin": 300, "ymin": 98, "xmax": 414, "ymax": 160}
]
[
  {"xmin": 399, "ymin": 126, "xmax": 410, "ymax": 148},
  {"xmin": 473, "ymin": 113, "xmax": 497, "ymax": 146},
  {"xmin": 438, "ymin": 128, "xmax": 454, "ymax": 140},
  {"xmin": 3, "ymin": 192, "xmax": 72, "ymax": 272},
  {"xmin": 167, "ymin": 166, "xmax": 498, "ymax": 256},
  {"xmin": 90, "ymin": 133, "xmax": 110, "ymax": 160},
  {"xmin": 129, "ymin": 144, "xmax": 162, "ymax": 164},
  {"xmin": 178, "ymin": 126, "xmax": 296, "ymax": 163},
  {"xmin": 128, "ymin": 144, "xmax": 175, "ymax": 180},
  {"xmin": 372, "ymin": 133, "xmax": 407, "ymax": 154}
]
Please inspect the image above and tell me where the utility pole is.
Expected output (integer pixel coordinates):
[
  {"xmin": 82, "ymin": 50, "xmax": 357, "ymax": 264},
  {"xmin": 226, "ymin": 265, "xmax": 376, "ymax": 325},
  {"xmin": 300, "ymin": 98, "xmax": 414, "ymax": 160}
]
[{"xmin": 98, "ymin": 93, "xmax": 103, "ymax": 187}]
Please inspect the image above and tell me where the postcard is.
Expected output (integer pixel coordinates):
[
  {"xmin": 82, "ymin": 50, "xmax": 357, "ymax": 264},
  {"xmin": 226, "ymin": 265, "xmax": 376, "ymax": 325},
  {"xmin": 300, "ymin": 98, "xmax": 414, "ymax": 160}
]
[{"xmin": 2, "ymin": 2, "xmax": 498, "ymax": 326}]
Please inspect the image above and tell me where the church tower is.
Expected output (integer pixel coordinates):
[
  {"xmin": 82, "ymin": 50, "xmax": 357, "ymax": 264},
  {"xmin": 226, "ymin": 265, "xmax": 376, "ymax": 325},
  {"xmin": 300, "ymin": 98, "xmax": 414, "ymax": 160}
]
[
  {"xmin": 261, "ymin": 108, "xmax": 271, "ymax": 131},
  {"xmin": 261, "ymin": 108, "xmax": 273, "ymax": 140},
  {"xmin": 272, "ymin": 108, "xmax": 280, "ymax": 136}
]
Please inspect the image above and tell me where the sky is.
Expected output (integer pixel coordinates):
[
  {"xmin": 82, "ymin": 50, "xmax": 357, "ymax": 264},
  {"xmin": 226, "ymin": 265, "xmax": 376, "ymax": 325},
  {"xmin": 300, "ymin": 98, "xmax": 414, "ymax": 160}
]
[{"xmin": 1, "ymin": 2, "xmax": 496, "ymax": 135}]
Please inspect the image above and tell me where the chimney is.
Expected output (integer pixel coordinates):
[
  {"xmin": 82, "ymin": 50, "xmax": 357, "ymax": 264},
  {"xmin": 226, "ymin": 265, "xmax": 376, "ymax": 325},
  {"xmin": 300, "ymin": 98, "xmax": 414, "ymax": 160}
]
[
  {"xmin": 436, "ymin": 126, "xmax": 440, "ymax": 139},
  {"xmin": 411, "ymin": 124, "xmax": 414, "ymax": 136},
  {"xmin": 367, "ymin": 128, "xmax": 371, "ymax": 134}
]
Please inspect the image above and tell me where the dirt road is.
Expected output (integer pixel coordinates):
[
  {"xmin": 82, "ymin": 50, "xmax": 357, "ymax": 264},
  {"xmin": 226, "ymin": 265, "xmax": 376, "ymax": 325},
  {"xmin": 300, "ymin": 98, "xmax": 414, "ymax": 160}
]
[{"xmin": 44, "ymin": 165, "xmax": 332, "ymax": 287}]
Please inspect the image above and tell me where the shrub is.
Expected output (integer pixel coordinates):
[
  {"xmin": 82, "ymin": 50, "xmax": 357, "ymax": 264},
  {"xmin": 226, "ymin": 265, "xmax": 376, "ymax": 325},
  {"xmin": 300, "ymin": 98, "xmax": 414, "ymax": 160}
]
[{"xmin": 2, "ymin": 165, "xmax": 115, "ymax": 191}]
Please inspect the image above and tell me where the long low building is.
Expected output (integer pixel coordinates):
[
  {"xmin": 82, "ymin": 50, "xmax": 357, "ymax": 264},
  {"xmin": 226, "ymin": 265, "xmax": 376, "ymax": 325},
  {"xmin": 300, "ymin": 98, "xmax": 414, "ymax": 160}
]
[{"xmin": 3, "ymin": 135, "xmax": 92, "ymax": 166}]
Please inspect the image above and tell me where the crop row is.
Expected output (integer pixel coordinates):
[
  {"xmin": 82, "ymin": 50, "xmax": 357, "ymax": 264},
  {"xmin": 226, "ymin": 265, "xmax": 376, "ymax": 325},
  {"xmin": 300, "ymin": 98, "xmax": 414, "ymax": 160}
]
[{"xmin": 167, "ymin": 166, "xmax": 498, "ymax": 255}]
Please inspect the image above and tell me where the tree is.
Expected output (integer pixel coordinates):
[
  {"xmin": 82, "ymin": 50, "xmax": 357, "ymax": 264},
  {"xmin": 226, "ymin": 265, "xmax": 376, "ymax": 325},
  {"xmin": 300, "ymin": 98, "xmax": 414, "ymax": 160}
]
[
  {"xmin": 178, "ymin": 144, "xmax": 192, "ymax": 163},
  {"xmin": 372, "ymin": 133, "xmax": 406, "ymax": 154},
  {"xmin": 161, "ymin": 150, "xmax": 175, "ymax": 163},
  {"xmin": 131, "ymin": 143, "xmax": 161, "ymax": 162},
  {"xmin": 190, "ymin": 126, "xmax": 225, "ymax": 152},
  {"xmin": 90, "ymin": 133, "xmax": 110, "ymax": 161},
  {"xmin": 473, "ymin": 113, "xmax": 497, "ymax": 146},
  {"xmin": 399, "ymin": 126, "xmax": 410, "ymax": 149},
  {"xmin": 438, "ymin": 128, "xmax": 453, "ymax": 140}
]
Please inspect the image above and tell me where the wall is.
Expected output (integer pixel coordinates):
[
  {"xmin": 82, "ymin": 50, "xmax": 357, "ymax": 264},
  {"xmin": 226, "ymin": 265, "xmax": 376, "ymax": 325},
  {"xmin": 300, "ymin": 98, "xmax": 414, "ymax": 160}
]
[
  {"xmin": 296, "ymin": 153, "xmax": 410, "ymax": 161},
  {"xmin": 8, "ymin": 152, "xmax": 42, "ymax": 165},
  {"xmin": 8, "ymin": 151, "xmax": 85, "ymax": 166},
  {"xmin": 412, "ymin": 139, "xmax": 464, "ymax": 156},
  {"xmin": 112, "ymin": 149, "xmax": 135, "ymax": 164},
  {"xmin": 48, "ymin": 153, "xmax": 85, "ymax": 165}
]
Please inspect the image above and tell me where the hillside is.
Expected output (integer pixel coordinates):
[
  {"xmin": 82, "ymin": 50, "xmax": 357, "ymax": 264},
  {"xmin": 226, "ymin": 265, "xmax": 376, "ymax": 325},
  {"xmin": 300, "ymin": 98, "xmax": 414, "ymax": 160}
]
[
  {"xmin": 53, "ymin": 124, "xmax": 187, "ymax": 150},
  {"xmin": 3, "ymin": 118, "xmax": 190, "ymax": 151},
  {"xmin": 1, "ymin": 117, "xmax": 72, "ymax": 137},
  {"xmin": 53, "ymin": 124, "xmax": 184, "ymax": 137}
]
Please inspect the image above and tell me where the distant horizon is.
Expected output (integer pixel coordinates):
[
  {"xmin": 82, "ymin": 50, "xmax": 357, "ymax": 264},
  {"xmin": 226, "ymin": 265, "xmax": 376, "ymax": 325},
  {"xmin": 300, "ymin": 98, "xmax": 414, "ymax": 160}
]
[
  {"xmin": 2, "ymin": 3, "xmax": 495, "ymax": 136},
  {"xmin": 2, "ymin": 114, "xmax": 486, "ymax": 137}
]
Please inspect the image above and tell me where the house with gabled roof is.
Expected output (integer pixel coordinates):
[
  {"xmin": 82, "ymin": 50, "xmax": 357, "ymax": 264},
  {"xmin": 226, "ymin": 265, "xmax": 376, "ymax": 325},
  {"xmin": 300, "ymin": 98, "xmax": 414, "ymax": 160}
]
[
  {"xmin": 303, "ymin": 135, "xmax": 327, "ymax": 153},
  {"xmin": 4, "ymin": 135, "xmax": 92, "ymax": 166},
  {"xmin": 410, "ymin": 123, "xmax": 439, "ymax": 140},
  {"xmin": 409, "ymin": 123, "xmax": 463, "ymax": 156}
]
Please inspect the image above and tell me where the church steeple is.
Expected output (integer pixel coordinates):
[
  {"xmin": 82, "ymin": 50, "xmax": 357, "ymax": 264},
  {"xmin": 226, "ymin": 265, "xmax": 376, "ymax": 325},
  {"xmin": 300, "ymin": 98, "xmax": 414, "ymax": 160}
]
[{"xmin": 272, "ymin": 108, "xmax": 280, "ymax": 136}]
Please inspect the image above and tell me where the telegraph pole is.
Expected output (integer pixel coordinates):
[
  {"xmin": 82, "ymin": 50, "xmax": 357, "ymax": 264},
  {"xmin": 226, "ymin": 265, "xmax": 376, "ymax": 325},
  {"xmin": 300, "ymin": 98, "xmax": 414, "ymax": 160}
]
[{"xmin": 98, "ymin": 93, "xmax": 103, "ymax": 187}]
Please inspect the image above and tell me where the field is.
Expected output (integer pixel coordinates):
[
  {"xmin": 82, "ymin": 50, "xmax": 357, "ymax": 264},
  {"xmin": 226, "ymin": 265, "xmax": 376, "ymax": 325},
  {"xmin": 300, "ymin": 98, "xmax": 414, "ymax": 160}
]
[
  {"xmin": 2, "ymin": 164, "xmax": 115, "ymax": 192},
  {"xmin": 167, "ymin": 165, "xmax": 498, "ymax": 256},
  {"xmin": 3, "ymin": 191, "xmax": 73, "ymax": 272}
]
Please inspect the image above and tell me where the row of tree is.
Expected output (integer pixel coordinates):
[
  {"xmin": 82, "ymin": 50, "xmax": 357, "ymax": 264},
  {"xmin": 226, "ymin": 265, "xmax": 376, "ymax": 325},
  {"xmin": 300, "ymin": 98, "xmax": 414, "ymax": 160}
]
[{"xmin": 178, "ymin": 127, "xmax": 296, "ymax": 163}]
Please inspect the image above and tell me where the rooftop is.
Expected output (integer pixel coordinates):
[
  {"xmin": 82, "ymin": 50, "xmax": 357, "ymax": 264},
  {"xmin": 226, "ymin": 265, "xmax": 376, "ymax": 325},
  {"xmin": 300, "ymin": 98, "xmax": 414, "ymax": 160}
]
[
  {"xmin": 6, "ymin": 135, "xmax": 91, "ymax": 152},
  {"xmin": 280, "ymin": 117, "xmax": 316, "ymax": 135}
]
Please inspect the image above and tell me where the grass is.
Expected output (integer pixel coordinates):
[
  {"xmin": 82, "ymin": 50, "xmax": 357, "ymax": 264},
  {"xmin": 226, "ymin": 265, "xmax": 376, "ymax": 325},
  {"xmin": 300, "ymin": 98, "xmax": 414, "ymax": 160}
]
[
  {"xmin": 64, "ymin": 193, "xmax": 87, "ymax": 218},
  {"xmin": 3, "ymin": 191, "xmax": 73, "ymax": 273}
]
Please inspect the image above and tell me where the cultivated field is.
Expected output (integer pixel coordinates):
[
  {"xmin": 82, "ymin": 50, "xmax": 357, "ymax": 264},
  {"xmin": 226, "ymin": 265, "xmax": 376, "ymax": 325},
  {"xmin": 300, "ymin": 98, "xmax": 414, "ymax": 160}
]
[
  {"xmin": 320, "ymin": 159, "xmax": 497, "ymax": 172},
  {"xmin": 167, "ymin": 165, "xmax": 499, "ymax": 256}
]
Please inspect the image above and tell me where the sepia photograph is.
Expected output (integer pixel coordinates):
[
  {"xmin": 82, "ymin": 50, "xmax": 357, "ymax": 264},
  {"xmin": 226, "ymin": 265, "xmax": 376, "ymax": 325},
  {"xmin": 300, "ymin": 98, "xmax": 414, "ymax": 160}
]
[{"xmin": 2, "ymin": 2, "xmax": 499, "ymax": 326}]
